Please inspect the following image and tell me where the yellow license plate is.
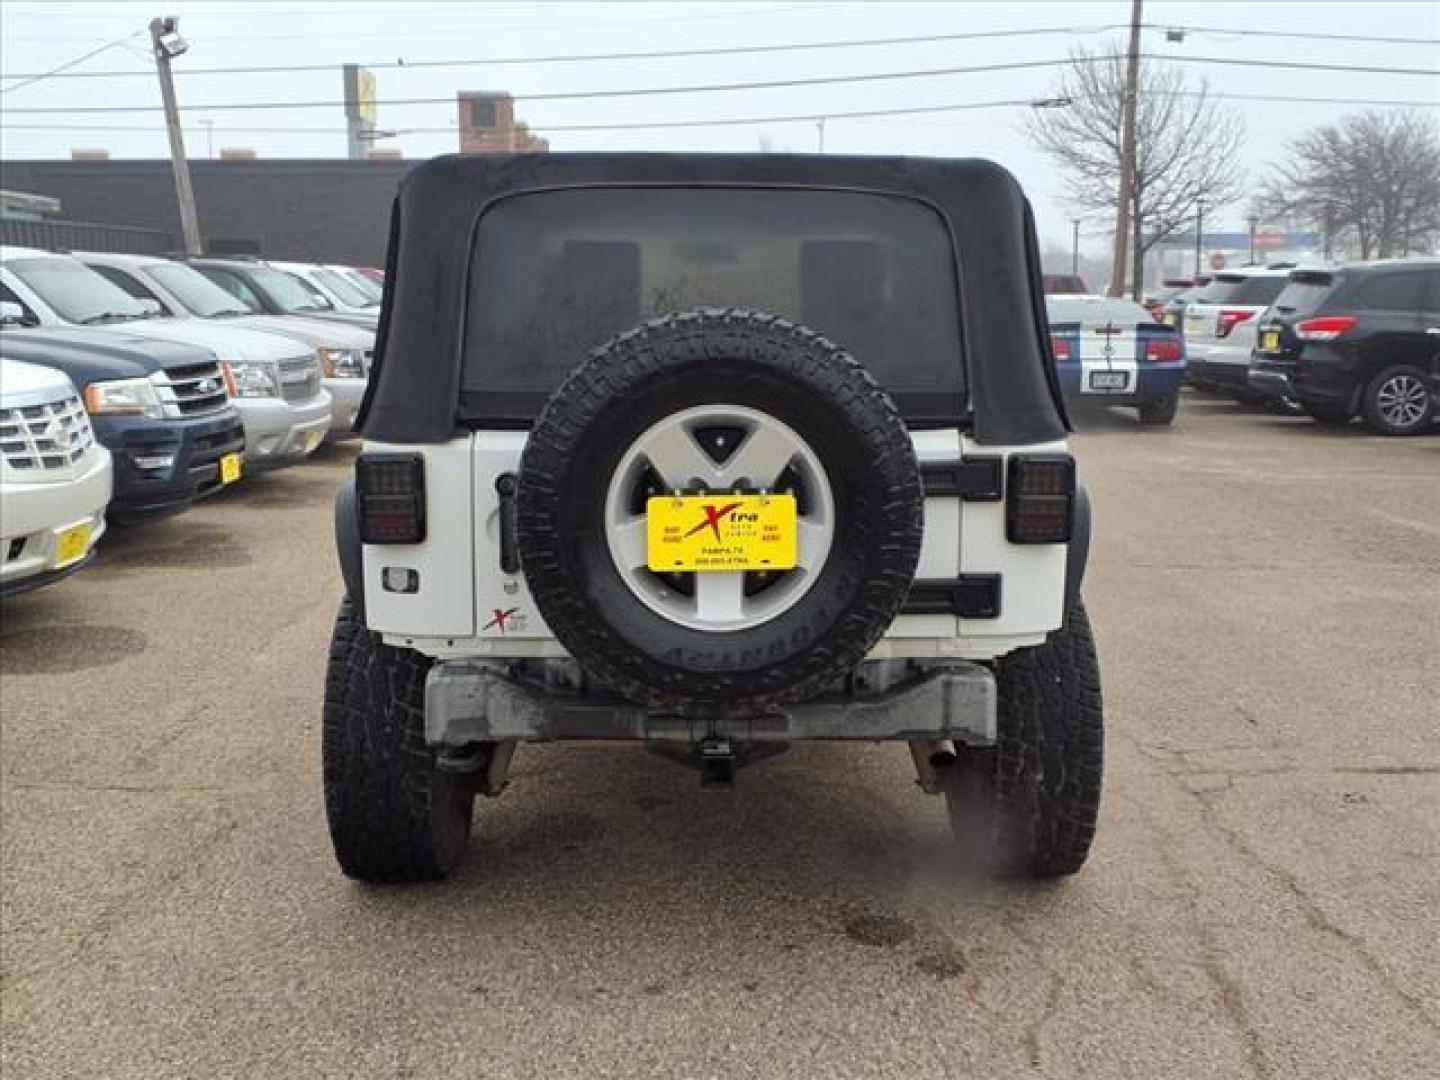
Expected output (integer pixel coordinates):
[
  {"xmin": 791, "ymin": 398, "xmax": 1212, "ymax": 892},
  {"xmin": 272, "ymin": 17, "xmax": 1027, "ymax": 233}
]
[
  {"xmin": 646, "ymin": 493, "xmax": 797, "ymax": 572},
  {"xmin": 1260, "ymin": 330, "xmax": 1281, "ymax": 352},
  {"xmin": 54, "ymin": 522, "xmax": 93, "ymax": 568},
  {"xmin": 219, "ymin": 452, "xmax": 243, "ymax": 485}
]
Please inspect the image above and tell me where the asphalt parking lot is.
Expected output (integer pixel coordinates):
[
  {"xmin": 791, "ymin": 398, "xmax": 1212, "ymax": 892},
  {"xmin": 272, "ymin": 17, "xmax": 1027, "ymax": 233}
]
[{"xmin": 2, "ymin": 392, "xmax": 1437, "ymax": 1079}]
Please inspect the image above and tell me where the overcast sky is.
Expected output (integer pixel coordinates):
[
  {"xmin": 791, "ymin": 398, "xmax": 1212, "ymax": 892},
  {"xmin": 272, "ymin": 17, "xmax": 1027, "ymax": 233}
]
[{"xmin": 1, "ymin": 1, "xmax": 1436, "ymax": 254}]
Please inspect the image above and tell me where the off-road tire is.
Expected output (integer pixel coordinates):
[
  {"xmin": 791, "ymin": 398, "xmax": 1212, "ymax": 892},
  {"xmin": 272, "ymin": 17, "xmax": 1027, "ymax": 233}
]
[
  {"xmin": 1360, "ymin": 364, "xmax": 1435, "ymax": 436},
  {"xmin": 1301, "ymin": 402, "xmax": 1353, "ymax": 426},
  {"xmin": 942, "ymin": 599, "xmax": 1104, "ymax": 878},
  {"xmin": 1137, "ymin": 393, "xmax": 1179, "ymax": 425},
  {"xmin": 322, "ymin": 596, "xmax": 475, "ymax": 883},
  {"xmin": 517, "ymin": 308, "xmax": 923, "ymax": 715}
]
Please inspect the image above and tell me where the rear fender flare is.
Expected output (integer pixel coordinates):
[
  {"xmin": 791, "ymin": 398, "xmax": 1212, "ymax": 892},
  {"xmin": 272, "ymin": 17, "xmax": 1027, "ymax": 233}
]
[
  {"xmin": 1064, "ymin": 483, "xmax": 1092, "ymax": 610},
  {"xmin": 334, "ymin": 477, "xmax": 365, "ymax": 621}
]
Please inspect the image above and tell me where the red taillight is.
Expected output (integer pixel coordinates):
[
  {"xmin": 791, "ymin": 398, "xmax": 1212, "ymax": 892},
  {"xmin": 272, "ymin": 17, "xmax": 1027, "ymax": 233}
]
[
  {"xmin": 1145, "ymin": 339, "xmax": 1183, "ymax": 362},
  {"xmin": 1294, "ymin": 316, "xmax": 1357, "ymax": 342},
  {"xmin": 1051, "ymin": 337, "xmax": 1072, "ymax": 361},
  {"xmin": 357, "ymin": 453, "xmax": 427, "ymax": 544},
  {"xmin": 1006, "ymin": 455, "xmax": 1075, "ymax": 545},
  {"xmin": 1216, "ymin": 309, "xmax": 1256, "ymax": 338}
]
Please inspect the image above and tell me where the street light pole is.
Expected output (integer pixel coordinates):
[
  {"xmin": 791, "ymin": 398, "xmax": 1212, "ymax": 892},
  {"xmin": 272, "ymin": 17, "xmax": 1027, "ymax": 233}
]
[
  {"xmin": 1193, "ymin": 199, "xmax": 1205, "ymax": 279},
  {"xmin": 1107, "ymin": 0, "xmax": 1144, "ymax": 297},
  {"xmin": 150, "ymin": 17, "xmax": 202, "ymax": 255},
  {"xmin": 1071, "ymin": 218, "xmax": 1081, "ymax": 278}
]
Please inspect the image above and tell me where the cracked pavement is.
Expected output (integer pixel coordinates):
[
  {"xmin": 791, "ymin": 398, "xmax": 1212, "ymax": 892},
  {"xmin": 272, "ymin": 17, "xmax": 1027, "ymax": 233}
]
[{"xmin": 2, "ymin": 392, "xmax": 1437, "ymax": 1078}]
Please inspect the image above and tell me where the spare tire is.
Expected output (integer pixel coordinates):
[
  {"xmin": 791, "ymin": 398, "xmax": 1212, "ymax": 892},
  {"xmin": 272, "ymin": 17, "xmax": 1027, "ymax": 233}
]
[{"xmin": 517, "ymin": 308, "xmax": 923, "ymax": 714}]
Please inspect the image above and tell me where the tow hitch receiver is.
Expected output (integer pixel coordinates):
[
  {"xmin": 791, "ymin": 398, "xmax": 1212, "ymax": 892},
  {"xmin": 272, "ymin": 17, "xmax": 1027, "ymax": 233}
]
[
  {"xmin": 647, "ymin": 737, "xmax": 789, "ymax": 788},
  {"xmin": 699, "ymin": 738, "xmax": 736, "ymax": 788}
]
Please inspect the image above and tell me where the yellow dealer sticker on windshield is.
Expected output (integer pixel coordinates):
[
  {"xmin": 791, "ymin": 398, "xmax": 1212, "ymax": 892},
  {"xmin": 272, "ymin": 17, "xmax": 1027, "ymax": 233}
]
[{"xmin": 646, "ymin": 493, "xmax": 797, "ymax": 572}]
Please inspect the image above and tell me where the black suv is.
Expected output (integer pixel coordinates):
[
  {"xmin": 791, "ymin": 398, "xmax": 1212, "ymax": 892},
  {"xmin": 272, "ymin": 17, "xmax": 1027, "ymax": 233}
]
[{"xmin": 1250, "ymin": 260, "xmax": 1440, "ymax": 435}]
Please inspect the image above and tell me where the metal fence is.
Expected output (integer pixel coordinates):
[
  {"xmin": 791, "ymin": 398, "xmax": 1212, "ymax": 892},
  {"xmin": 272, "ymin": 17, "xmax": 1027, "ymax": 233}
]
[{"xmin": 0, "ymin": 217, "xmax": 174, "ymax": 255}]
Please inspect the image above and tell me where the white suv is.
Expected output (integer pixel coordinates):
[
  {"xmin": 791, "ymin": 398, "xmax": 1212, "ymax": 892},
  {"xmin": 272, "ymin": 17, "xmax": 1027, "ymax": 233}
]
[
  {"xmin": 1182, "ymin": 266, "xmax": 1292, "ymax": 371},
  {"xmin": 0, "ymin": 358, "xmax": 112, "ymax": 598}
]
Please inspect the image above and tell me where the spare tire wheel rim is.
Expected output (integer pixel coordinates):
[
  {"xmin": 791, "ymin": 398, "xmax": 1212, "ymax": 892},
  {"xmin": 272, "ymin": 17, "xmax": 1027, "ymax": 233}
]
[{"xmin": 603, "ymin": 403, "xmax": 835, "ymax": 632}]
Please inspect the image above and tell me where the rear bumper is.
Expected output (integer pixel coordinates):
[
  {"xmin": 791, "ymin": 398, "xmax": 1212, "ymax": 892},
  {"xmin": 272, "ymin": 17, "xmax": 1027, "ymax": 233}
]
[
  {"xmin": 1248, "ymin": 359, "xmax": 1296, "ymax": 401},
  {"xmin": 1055, "ymin": 363, "xmax": 1185, "ymax": 406},
  {"xmin": 235, "ymin": 392, "xmax": 332, "ymax": 468},
  {"xmin": 425, "ymin": 660, "xmax": 997, "ymax": 747},
  {"xmin": 97, "ymin": 409, "xmax": 245, "ymax": 523}
]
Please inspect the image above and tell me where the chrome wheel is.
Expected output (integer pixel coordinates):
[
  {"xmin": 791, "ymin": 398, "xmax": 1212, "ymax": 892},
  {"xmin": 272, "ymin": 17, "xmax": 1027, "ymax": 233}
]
[
  {"xmin": 1375, "ymin": 374, "xmax": 1430, "ymax": 430},
  {"xmin": 603, "ymin": 404, "xmax": 834, "ymax": 632}
]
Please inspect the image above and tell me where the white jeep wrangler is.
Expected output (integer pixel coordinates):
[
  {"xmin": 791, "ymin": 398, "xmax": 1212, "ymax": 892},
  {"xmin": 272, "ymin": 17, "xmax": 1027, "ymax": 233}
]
[{"xmin": 327, "ymin": 154, "xmax": 1102, "ymax": 883}]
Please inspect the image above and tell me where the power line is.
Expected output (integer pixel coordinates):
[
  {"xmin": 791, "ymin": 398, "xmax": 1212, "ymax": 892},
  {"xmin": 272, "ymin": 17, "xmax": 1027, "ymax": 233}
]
[
  {"xmin": 0, "ymin": 24, "xmax": 1127, "ymax": 81},
  {"xmin": 0, "ymin": 56, "xmax": 1087, "ymax": 113},
  {"xmin": 6, "ymin": 23, "xmax": 1438, "ymax": 83},
  {"xmin": 2, "ymin": 53, "xmax": 1436, "ymax": 116},
  {"xmin": 1159, "ymin": 24, "xmax": 1440, "ymax": 47},
  {"xmin": 0, "ymin": 30, "xmax": 145, "ymax": 95},
  {"xmin": 2, "ymin": 90, "xmax": 1434, "ymax": 141},
  {"xmin": 0, "ymin": 3, "xmax": 835, "ymax": 43}
]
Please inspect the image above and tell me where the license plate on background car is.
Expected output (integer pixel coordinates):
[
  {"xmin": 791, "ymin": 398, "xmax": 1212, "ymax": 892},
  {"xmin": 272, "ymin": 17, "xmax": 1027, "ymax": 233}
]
[
  {"xmin": 219, "ymin": 452, "xmax": 242, "ymax": 485},
  {"xmin": 53, "ymin": 522, "xmax": 93, "ymax": 568},
  {"xmin": 646, "ymin": 493, "xmax": 797, "ymax": 572},
  {"xmin": 1261, "ymin": 330, "xmax": 1281, "ymax": 352},
  {"xmin": 1089, "ymin": 371, "xmax": 1129, "ymax": 391}
]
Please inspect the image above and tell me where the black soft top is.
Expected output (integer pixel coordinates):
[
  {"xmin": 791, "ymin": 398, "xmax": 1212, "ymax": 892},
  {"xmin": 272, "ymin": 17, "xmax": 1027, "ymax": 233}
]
[{"xmin": 358, "ymin": 153, "xmax": 1066, "ymax": 446}]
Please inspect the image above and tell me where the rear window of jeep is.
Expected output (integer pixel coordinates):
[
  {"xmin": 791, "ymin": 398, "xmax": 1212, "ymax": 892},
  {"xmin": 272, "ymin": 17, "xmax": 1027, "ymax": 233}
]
[{"xmin": 460, "ymin": 187, "xmax": 963, "ymax": 419}]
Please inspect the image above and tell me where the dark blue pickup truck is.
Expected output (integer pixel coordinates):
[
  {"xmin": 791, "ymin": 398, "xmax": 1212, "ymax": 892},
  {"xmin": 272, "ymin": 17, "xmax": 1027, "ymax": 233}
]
[{"xmin": 0, "ymin": 326, "xmax": 245, "ymax": 523}]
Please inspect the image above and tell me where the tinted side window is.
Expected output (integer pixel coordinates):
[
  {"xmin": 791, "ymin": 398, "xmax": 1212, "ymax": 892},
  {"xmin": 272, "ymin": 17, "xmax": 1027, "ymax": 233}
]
[
  {"xmin": 197, "ymin": 266, "xmax": 263, "ymax": 310},
  {"xmin": 91, "ymin": 265, "xmax": 166, "ymax": 308},
  {"xmin": 1424, "ymin": 269, "xmax": 1440, "ymax": 312},
  {"xmin": 1348, "ymin": 271, "xmax": 1424, "ymax": 312},
  {"xmin": 0, "ymin": 281, "xmax": 39, "ymax": 323}
]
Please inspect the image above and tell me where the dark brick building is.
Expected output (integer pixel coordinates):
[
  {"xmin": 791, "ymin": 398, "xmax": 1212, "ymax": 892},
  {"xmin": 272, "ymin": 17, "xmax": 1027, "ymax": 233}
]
[{"xmin": 1, "ymin": 158, "xmax": 412, "ymax": 266}]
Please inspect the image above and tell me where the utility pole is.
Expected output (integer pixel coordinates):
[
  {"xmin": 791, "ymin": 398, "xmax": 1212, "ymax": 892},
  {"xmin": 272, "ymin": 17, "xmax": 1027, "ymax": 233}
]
[
  {"xmin": 150, "ymin": 17, "xmax": 202, "ymax": 255},
  {"xmin": 1107, "ymin": 0, "xmax": 1143, "ymax": 298},
  {"xmin": 817, "ymin": 117, "xmax": 826, "ymax": 153},
  {"xmin": 1071, "ymin": 218, "xmax": 1081, "ymax": 278},
  {"xmin": 200, "ymin": 119, "xmax": 214, "ymax": 160},
  {"xmin": 1248, "ymin": 214, "xmax": 1260, "ymax": 264}
]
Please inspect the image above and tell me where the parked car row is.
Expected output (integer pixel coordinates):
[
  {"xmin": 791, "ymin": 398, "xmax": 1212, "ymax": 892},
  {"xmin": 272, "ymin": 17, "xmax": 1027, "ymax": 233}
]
[
  {"xmin": 0, "ymin": 246, "xmax": 384, "ymax": 598},
  {"xmin": 1185, "ymin": 258, "xmax": 1440, "ymax": 436}
]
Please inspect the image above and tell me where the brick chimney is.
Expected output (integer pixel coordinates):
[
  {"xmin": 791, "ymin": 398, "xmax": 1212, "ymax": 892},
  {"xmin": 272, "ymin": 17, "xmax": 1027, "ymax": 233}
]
[
  {"xmin": 219, "ymin": 148, "xmax": 257, "ymax": 161},
  {"xmin": 456, "ymin": 92, "xmax": 549, "ymax": 154},
  {"xmin": 70, "ymin": 149, "xmax": 110, "ymax": 162}
]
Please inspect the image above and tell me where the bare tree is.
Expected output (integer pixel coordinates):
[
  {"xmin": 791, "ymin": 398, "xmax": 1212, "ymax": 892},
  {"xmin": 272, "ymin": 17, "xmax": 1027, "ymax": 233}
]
[
  {"xmin": 1027, "ymin": 46, "xmax": 1245, "ymax": 296},
  {"xmin": 1257, "ymin": 110, "xmax": 1440, "ymax": 260}
]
